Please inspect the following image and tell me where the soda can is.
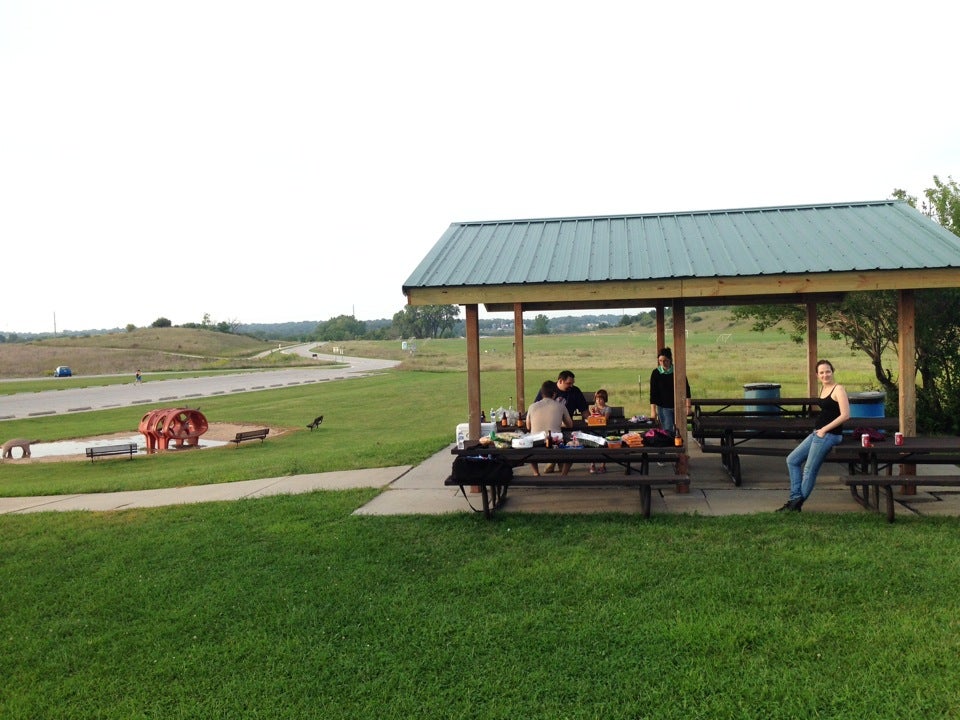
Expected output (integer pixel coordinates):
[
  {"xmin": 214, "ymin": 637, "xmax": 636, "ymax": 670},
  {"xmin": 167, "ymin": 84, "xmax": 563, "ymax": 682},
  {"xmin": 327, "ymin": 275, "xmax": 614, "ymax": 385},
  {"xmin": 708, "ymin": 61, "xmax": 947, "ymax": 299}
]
[
  {"xmin": 895, "ymin": 432, "xmax": 904, "ymax": 446},
  {"xmin": 861, "ymin": 433, "xmax": 871, "ymax": 448}
]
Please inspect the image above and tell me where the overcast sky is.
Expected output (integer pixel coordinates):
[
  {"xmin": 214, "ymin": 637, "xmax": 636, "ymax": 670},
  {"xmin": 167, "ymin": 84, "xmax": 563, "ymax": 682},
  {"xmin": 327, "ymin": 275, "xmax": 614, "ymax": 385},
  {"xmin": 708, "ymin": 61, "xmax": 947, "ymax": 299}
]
[{"xmin": 2, "ymin": 0, "xmax": 958, "ymax": 334}]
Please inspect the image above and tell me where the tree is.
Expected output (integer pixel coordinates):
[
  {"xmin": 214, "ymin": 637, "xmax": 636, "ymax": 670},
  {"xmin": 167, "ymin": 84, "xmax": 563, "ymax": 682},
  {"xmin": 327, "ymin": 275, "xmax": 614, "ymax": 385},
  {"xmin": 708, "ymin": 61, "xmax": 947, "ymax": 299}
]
[
  {"xmin": 392, "ymin": 305, "xmax": 460, "ymax": 339},
  {"xmin": 316, "ymin": 315, "xmax": 366, "ymax": 341},
  {"xmin": 125, "ymin": 324, "xmax": 136, "ymax": 333},
  {"xmin": 530, "ymin": 314, "xmax": 550, "ymax": 335},
  {"xmin": 151, "ymin": 317, "xmax": 172, "ymax": 328}
]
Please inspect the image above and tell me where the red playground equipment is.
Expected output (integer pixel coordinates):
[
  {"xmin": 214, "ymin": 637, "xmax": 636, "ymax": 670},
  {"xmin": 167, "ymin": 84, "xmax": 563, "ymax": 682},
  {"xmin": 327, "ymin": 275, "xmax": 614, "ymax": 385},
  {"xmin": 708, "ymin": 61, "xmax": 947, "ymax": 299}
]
[{"xmin": 139, "ymin": 408, "xmax": 209, "ymax": 452}]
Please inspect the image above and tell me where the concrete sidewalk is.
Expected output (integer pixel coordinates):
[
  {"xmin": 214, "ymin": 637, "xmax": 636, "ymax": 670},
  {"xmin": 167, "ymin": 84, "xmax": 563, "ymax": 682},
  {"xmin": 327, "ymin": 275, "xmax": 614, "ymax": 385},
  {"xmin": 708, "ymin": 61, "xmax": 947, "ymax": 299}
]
[{"xmin": 3, "ymin": 443, "xmax": 960, "ymax": 518}]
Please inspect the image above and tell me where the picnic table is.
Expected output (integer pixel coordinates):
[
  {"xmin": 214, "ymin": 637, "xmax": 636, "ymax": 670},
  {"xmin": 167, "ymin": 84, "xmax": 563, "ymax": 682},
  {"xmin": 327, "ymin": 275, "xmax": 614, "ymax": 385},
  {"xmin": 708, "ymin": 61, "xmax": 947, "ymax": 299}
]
[
  {"xmin": 828, "ymin": 436, "xmax": 960, "ymax": 521},
  {"xmin": 446, "ymin": 442, "xmax": 687, "ymax": 518},
  {"xmin": 692, "ymin": 396, "xmax": 899, "ymax": 485}
]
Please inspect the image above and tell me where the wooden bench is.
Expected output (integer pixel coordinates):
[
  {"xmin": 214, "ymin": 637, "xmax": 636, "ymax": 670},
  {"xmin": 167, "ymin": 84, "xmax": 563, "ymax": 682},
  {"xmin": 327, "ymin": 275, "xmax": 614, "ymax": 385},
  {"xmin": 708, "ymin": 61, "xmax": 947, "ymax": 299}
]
[
  {"xmin": 85, "ymin": 443, "xmax": 138, "ymax": 462},
  {"xmin": 447, "ymin": 444, "xmax": 688, "ymax": 518},
  {"xmin": 845, "ymin": 475, "xmax": 960, "ymax": 522},
  {"xmin": 230, "ymin": 428, "xmax": 269, "ymax": 446}
]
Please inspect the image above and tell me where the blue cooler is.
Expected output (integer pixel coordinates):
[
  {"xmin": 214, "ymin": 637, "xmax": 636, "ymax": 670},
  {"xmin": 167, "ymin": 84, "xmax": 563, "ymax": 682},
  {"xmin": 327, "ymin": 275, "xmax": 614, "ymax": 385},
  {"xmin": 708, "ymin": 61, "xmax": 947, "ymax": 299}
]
[
  {"xmin": 744, "ymin": 383, "xmax": 781, "ymax": 415},
  {"xmin": 848, "ymin": 391, "xmax": 886, "ymax": 419}
]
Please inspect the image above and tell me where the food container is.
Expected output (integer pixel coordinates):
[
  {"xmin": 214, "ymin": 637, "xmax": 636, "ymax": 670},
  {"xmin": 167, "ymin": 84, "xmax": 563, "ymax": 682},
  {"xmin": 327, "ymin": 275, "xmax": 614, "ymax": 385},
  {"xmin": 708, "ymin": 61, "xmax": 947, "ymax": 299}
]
[
  {"xmin": 621, "ymin": 432, "xmax": 644, "ymax": 448},
  {"xmin": 526, "ymin": 431, "xmax": 548, "ymax": 447},
  {"xmin": 586, "ymin": 416, "xmax": 607, "ymax": 426},
  {"xmin": 606, "ymin": 439, "xmax": 622, "ymax": 448},
  {"xmin": 512, "ymin": 437, "xmax": 534, "ymax": 449},
  {"xmin": 571, "ymin": 431, "xmax": 607, "ymax": 448}
]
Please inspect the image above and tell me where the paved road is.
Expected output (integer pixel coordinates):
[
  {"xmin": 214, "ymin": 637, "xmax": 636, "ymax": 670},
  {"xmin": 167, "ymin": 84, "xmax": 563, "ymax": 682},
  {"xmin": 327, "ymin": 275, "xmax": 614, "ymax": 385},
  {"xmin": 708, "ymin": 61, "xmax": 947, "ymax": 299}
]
[{"xmin": 0, "ymin": 347, "xmax": 399, "ymax": 421}]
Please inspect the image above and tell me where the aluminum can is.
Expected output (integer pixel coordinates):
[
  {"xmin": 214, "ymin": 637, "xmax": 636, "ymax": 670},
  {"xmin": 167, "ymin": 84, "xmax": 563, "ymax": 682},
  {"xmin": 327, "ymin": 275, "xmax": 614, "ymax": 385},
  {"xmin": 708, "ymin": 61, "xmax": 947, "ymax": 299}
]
[
  {"xmin": 861, "ymin": 433, "xmax": 871, "ymax": 448},
  {"xmin": 894, "ymin": 432, "xmax": 904, "ymax": 446}
]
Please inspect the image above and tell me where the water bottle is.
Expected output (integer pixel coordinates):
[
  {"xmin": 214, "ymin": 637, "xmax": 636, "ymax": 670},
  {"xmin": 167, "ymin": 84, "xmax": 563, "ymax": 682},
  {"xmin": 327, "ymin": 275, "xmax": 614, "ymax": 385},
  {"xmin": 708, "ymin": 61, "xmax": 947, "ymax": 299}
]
[{"xmin": 456, "ymin": 430, "xmax": 465, "ymax": 450}]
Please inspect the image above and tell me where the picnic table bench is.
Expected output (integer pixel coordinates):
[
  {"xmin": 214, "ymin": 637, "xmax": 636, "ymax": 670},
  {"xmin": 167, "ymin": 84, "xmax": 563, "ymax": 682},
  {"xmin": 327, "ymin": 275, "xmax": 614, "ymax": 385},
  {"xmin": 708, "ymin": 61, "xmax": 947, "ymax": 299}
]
[
  {"xmin": 230, "ymin": 428, "xmax": 269, "ymax": 446},
  {"xmin": 85, "ymin": 443, "xmax": 138, "ymax": 461},
  {"xmin": 446, "ymin": 444, "xmax": 688, "ymax": 518},
  {"xmin": 843, "ymin": 474, "xmax": 960, "ymax": 522}
]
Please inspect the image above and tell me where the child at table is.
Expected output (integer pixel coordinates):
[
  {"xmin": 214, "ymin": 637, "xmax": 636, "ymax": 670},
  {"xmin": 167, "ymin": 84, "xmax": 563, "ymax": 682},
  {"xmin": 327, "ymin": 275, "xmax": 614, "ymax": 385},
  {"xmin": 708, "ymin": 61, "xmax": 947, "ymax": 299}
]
[{"xmin": 590, "ymin": 389, "xmax": 611, "ymax": 474}]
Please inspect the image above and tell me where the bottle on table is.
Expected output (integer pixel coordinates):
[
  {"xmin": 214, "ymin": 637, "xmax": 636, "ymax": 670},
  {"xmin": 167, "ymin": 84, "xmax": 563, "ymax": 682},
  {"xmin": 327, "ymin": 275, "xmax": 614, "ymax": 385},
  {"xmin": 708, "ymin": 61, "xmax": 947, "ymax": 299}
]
[{"xmin": 457, "ymin": 430, "xmax": 466, "ymax": 450}]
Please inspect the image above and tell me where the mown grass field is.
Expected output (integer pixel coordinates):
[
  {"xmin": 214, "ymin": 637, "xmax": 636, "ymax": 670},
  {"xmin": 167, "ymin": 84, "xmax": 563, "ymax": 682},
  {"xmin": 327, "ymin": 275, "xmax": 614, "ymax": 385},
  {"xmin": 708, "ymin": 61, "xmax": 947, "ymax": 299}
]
[{"xmin": 4, "ymin": 315, "xmax": 946, "ymax": 720}]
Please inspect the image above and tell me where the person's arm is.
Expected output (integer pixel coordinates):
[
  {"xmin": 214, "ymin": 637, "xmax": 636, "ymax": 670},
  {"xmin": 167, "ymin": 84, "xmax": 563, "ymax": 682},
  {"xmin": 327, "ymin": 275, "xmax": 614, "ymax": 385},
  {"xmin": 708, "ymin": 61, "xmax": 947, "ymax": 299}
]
[{"xmin": 561, "ymin": 408, "xmax": 573, "ymax": 429}]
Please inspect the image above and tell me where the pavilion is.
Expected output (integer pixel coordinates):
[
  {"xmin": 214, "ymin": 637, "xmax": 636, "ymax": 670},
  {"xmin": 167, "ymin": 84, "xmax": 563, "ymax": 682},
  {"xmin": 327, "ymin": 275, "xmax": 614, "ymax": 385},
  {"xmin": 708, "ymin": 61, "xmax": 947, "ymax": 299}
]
[{"xmin": 403, "ymin": 200, "xmax": 960, "ymax": 443}]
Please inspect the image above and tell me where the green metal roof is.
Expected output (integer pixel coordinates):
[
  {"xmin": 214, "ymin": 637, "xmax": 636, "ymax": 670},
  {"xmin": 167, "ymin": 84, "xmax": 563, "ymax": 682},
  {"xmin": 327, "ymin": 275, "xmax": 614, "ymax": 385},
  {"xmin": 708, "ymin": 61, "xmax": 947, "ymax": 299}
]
[{"xmin": 403, "ymin": 201, "xmax": 960, "ymax": 310}]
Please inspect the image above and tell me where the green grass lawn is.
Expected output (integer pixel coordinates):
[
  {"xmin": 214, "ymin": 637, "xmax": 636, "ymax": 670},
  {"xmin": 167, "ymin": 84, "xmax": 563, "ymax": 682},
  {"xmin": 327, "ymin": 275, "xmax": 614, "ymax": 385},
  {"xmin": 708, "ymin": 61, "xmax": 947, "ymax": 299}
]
[
  {"xmin": 0, "ymin": 326, "xmax": 939, "ymax": 718},
  {"xmin": 2, "ymin": 500, "xmax": 958, "ymax": 719}
]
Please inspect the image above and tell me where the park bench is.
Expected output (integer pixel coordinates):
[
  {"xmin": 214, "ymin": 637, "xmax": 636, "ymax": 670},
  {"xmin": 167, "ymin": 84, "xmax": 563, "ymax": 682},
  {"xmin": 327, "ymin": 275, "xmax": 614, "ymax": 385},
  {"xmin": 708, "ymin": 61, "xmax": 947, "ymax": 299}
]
[
  {"xmin": 85, "ymin": 443, "xmax": 138, "ymax": 462},
  {"xmin": 230, "ymin": 428, "xmax": 270, "ymax": 446}
]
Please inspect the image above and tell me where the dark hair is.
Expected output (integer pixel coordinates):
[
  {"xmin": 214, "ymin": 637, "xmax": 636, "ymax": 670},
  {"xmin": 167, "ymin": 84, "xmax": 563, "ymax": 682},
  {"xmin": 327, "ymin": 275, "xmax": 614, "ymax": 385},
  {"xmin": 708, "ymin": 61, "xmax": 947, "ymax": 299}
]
[
  {"xmin": 557, "ymin": 370, "xmax": 575, "ymax": 382},
  {"xmin": 657, "ymin": 348, "xmax": 672, "ymax": 360},
  {"xmin": 595, "ymin": 389, "xmax": 608, "ymax": 402},
  {"xmin": 816, "ymin": 359, "xmax": 835, "ymax": 372},
  {"xmin": 540, "ymin": 380, "xmax": 559, "ymax": 399}
]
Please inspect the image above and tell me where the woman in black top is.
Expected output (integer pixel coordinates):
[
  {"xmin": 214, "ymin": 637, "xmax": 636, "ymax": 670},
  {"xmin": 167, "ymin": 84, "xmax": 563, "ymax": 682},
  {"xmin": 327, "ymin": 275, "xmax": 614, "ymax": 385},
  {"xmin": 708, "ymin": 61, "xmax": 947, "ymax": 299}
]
[{"xmin": 779, "ymin": 359, "xmax": 851, "ymax": 512}]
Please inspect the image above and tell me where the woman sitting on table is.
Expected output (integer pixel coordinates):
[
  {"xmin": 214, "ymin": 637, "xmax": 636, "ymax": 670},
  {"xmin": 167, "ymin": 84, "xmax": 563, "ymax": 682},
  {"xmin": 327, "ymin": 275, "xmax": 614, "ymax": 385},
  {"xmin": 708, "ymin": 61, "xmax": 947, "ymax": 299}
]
[
  {"xmin": 778, "ymin": 359, "xmax": 850, "ymax": 513},
  {"xmin": 526, "ymin": 380, "xmax": 573, "ymax": 477}
]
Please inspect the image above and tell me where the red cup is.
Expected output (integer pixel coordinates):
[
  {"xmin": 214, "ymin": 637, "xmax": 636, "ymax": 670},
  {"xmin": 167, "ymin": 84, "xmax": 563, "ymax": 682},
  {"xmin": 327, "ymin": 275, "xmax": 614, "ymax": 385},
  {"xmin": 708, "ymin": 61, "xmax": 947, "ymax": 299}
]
[
  {"xmin": 861, "ymin": 433, "xmax": 871, "ymax": 448},
  {"xmin": 894, "ymin": 432, "xmax": 904, "ymax": 446}
]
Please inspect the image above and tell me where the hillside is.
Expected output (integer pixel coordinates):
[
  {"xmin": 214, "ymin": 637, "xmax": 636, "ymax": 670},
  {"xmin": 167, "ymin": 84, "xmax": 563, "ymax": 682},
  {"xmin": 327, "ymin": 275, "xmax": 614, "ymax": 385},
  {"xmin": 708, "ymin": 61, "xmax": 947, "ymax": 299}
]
[{"xmin": 0, "ymin": 328, "xmax": 311, "ymax": 378}]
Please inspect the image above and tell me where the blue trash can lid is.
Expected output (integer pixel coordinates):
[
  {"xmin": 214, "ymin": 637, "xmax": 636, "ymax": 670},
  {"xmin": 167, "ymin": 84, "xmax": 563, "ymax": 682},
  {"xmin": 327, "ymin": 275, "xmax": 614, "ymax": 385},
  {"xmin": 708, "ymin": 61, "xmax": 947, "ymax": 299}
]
[
  {"xmin": 848, "ymin": 391, "xmax": 886, "ymax": 401},
  {"xmin": 743, "ymin": 383, "xmax": 781, "ymax": 390}
]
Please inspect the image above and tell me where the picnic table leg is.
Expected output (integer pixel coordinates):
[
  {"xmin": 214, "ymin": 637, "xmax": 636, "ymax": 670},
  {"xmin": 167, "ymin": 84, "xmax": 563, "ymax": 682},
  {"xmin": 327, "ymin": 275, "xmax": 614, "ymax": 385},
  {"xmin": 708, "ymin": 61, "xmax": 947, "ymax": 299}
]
[
  {"xmin": 480, "ymin": 484, "xmax": 492, "ymax": 518},
  {"xmin": 639, "ymin": 485, "xmax": 652, "ymax": 518},
  {"xmin": 882, "ymin": 485, "xmax": 896, "ymax": 522}
]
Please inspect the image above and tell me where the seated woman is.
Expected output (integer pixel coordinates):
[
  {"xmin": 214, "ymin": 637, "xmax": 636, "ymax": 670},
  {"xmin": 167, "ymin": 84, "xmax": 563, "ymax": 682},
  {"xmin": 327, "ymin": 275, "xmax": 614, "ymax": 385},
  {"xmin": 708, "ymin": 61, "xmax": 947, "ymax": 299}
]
[{"xmin": 526, "ymin": 380, "xmax": 574, "ymax": 476}]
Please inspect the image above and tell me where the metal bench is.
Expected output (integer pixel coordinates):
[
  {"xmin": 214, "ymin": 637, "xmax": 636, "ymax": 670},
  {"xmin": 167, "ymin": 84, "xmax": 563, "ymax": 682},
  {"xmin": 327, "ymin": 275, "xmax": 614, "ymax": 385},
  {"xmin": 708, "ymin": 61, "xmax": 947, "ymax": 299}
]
[
  {"xmin": 230, "ymin": 428, "xmax": 270, "ymax": 446},
  {"xmin": 85, "ymin": 443, "xmax": 138, "ymax": 462}
]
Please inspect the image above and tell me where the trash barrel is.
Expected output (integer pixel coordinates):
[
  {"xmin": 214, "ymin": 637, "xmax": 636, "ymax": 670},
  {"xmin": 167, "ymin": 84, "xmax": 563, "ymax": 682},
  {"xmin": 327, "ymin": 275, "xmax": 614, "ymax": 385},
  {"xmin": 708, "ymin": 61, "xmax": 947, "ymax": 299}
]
[
  {"xmin": 743, "ymin": 382, "xmax": 781, "ymax": 415},
  {"xmin": 848, "ymin": 391, "xmax": 886, "ymax": 419}
]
